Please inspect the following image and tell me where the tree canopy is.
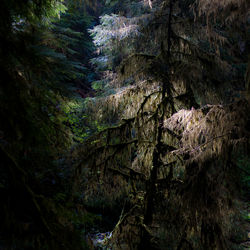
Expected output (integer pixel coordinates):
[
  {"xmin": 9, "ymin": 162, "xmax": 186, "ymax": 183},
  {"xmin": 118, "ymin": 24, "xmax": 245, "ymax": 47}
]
[{"xmin": 0, "ymin": 0, "xmax": 249, "ymax": 249}]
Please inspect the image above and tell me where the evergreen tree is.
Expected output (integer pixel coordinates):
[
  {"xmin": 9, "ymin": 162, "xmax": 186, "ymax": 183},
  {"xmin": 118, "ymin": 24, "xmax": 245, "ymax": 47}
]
[
  {"xmin": 80, "ymin": 0, "xmax": 250, "ymax": 249},
  {"xmin": 1, "ymin": 0, "xmax": 249, "ymax": 249},
  {"xmin": 0, "ymin": 0, "xmax": 95, "ymax": 249}
]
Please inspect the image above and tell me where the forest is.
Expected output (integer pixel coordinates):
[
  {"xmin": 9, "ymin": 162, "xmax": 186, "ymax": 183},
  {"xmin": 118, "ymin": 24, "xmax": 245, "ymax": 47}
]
[{"xmin": 0, "ymin": 0, "xmax": 249, "ymax": 249}]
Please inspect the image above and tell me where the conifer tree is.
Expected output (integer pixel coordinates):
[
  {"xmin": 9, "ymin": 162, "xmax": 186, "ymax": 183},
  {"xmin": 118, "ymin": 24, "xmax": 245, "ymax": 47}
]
[
  {"xmin": 0, "ymin": 0, "xmax": 95, "ymax": 249},
  {"xmin": 80, "ymin": 0, "xmax": 250, "ymax": 249}
]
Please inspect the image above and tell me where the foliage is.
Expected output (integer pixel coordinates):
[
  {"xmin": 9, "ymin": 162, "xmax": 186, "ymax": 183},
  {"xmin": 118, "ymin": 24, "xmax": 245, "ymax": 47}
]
[
  {"xmin": 89, "ymin": 12, "xmax": 142, "ymax": 70},
  {"xmin": 79, "ymin": 0, "xmax": 250, "ymax": 249},
  {"xmin": 1, "ymin": 0, "xmax": 249, "ymax": 249},
  {"xmin": 52, "ymin": 8, "xmax": 93, "ymax": 81},
  {"xmin": 0, "ymin": 0, "xmax": 97, "ymax": 249}
]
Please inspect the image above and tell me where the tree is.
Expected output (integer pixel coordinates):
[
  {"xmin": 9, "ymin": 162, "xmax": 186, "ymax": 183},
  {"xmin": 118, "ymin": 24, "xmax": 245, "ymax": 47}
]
[
  {"xmin": 51, "ymin": 1, "xmax": 94, "ymax": 93},
  {"xmin": 79, "ymin": 0, "xmax": 250, "ymax": 249},
  {"xmin": 0, "ymin": 0, "xmax": 95, "ymax": 249}
]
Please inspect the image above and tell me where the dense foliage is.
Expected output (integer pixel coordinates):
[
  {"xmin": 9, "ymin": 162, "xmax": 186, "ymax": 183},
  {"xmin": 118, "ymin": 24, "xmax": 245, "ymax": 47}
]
[
  {"xmin": 0, "ymin": 0, "xmax": 249, "ymax": 249},
  {"xmin": 79, "ymin": 0, "xmax": 250, "ymax": 249},
  {"xmin": 0, "ymin": 0, "xmax": 98, "ymax": 249}
]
